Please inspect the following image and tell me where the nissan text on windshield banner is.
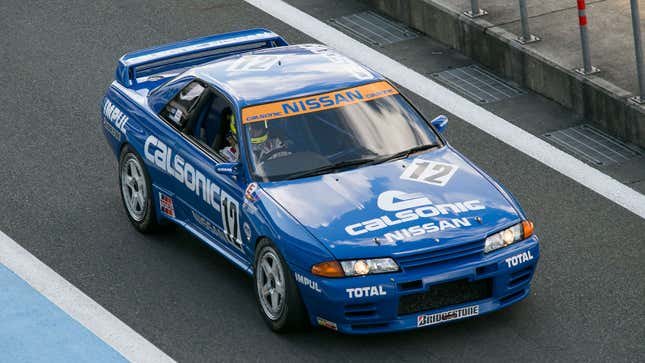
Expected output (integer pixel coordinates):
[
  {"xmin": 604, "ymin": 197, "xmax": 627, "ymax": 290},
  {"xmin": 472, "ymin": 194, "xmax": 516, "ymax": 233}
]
[{"xmin": 241, "ymin": 81, "xmax": 399, "ymax": 123}]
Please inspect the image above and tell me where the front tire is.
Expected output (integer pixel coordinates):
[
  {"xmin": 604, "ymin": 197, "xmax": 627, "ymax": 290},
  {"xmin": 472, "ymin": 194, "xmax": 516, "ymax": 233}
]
[
  {"xmin": 253, "ymin": 239, "xmax": 308, "ymax": 333},
  {"xmin": 118, "ymin": 145, "xmax": 159, "ymax": 233}
]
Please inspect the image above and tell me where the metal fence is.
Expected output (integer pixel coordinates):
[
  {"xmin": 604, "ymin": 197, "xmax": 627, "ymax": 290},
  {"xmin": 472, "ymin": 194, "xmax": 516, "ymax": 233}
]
[{"xmin": 462, "ymin": 0, "xmax": 645, "ymax": 101}]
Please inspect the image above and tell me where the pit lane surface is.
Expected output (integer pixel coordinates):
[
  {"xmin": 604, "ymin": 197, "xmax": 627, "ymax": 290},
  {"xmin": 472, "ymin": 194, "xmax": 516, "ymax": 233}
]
[{"xmin": 1, "ymin": 0, "xmax": 644, "ymax": 361}]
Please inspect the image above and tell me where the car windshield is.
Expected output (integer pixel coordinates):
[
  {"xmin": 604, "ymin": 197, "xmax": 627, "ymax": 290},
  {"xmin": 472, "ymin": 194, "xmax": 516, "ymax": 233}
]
[{"xmin": 241, "ymin": 81, "xmax": 440, "ymax": 181}]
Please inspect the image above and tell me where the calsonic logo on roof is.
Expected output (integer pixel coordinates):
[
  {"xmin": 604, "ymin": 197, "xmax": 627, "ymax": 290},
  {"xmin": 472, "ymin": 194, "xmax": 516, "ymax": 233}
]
[
  {"xmin": 344, "ymin": 190, "xmax": 485, "ymax": 243},
  {"xmin": 241, "ymin": 81, "xmax": 398, "ymax": 123}
]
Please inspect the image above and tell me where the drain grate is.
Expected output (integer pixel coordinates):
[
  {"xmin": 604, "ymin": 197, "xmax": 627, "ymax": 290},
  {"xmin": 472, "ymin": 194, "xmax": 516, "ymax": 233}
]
[
  {"xmin": 543, "ymin": 124, "xmax": 643, "ymax": 166},
  {"xmin": 328, "ymin": 11, "xmax": 418, "ymax": 46},
  {"xmin": 432, "ymin": 65, "xmax": 525, "ymax": 103}
]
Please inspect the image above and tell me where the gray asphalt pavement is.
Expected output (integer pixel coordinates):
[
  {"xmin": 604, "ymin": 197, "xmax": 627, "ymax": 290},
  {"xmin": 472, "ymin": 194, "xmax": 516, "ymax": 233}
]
[{"xmin": 1, "ymin": 0, "xmax": 644, "ymax": 362}]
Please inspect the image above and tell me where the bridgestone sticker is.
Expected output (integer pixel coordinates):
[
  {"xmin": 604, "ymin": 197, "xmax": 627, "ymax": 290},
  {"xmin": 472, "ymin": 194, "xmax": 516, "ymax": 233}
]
[{"xmin": 417, "ymin": 305, "xmax": 480, "ymax": 327}]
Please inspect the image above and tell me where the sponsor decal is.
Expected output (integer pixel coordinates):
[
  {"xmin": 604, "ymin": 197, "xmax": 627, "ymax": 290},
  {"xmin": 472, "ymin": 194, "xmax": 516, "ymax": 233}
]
[
  {"xmin": 243, "ymin": 222, "xmax": 252, "ymax": 242},
  {"xmin": 316, "ymin": 317, "xmax": 338, "ymax": 331},
  {"xmin": 159, "ymin": 192, "xmax": 175, "ymax": 217},
  {"xmin": 191, "ymin": 211, "xmax": 227, "ymax": 241},
  {"xmin": 377, "ymin": 190, "xmax": 432, "ymax": 211},
  {"xmin": 241, "ymin": 81, "xmax": 398, "ymax": 123},
  {"xmin": 505, "ymin": 251, "xmax": 534, "ymax": 268},
  {"xmin": 103, "ymin": 119, "xmax": 122, "ymax": 141},
  {"xmin": 294, "ymin": 272, "xmax": 321, "ymax": 293},
  {"xmin": 401, "ymin": 160, "xmax": 458, "ymax": 187},
  {"xmin": 346, "ymin": 286, "xmax": 386, "ymax": 299},
  {"xmin": 344, "ymin": 190, "xmax": 485, "ymax": 243},
  {"xmin": 242, "ymin": 199, "xmax": 258, "ymax": 215},
  {"xmin": 102, "ymin": 99, "xmax": 128, "ymax": 136},
  {"xmin": 145, "ymin": 135, "xmax": 221, "ymax": 212},
  {"xmin": 417, "ymin": 305, "xmax": 480, "ymax": 327},
  {"xmin": 245, "ymin": 182, "xmax": 259, "ymax": 202}
]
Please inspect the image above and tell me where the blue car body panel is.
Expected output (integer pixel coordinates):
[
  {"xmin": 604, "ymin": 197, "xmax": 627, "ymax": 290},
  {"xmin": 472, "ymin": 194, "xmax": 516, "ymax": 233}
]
[{"xmin": 101, "ymin": 29, "xmax": 539, "ymax": 334}]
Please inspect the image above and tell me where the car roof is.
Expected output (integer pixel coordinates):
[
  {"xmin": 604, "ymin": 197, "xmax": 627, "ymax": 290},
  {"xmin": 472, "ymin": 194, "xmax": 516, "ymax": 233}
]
[{"xmin": 192, "ymin": 44, "xmax": 383, "ymax": 107}]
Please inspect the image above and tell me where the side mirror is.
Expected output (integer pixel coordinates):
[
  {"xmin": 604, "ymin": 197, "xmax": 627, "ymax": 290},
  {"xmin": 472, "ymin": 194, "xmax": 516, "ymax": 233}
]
[
  {"xmin": 215, "ymin": 162, "xmax": 241, "ymax": 176},
  {"xmin": 431, "ymin": 115, "xmax": 448, "ymax": 134}
]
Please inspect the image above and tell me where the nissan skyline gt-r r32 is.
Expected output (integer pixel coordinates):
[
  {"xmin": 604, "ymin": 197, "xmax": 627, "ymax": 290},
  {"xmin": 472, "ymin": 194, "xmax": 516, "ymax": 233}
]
[{"xmin": 101, "ymin": 29, "xmax": 540, "ymax": 334}]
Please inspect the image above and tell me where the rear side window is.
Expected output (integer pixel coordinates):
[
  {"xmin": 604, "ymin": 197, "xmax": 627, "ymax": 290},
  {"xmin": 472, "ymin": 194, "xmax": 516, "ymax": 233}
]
[{"xmin": 159, "ymin": 82, "xmax": 206, "ymax": 128}]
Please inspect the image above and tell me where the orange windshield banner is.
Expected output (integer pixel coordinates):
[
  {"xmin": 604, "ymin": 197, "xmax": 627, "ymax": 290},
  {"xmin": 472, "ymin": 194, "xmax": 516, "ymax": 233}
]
[{"xmin": 242, "ymin": 81, "xmax": 399, "ymax": 124}]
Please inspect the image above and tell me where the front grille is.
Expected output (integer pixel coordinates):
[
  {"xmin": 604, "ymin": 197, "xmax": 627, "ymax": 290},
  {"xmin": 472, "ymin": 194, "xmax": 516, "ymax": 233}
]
[
  {"xmin": 398, "ymin": 278, "xmax": 492, "ymax": 316},
  {"xmin": 395, "ymin": 240, "xmax": 484, "ymax": 271}
]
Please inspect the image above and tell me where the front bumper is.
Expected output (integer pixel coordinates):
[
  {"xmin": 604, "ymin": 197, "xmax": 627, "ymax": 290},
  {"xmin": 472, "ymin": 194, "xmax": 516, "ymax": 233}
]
[{"xmin": 292, "ymin": 235, "xmax": 539, "ymax": 334}]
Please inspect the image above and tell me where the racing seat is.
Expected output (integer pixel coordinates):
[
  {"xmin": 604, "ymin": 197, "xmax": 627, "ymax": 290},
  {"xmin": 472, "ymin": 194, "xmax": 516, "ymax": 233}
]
[
  {"xmin": 212, "ymin": 107, "xmax": 233, "ymax": 151},
  {"xmin": 194, "ymin": 96, "xmax": 231, "ymax": 152},
  {"xmin": 183, "ymin": 91, "xmax": 213, "ymax": 137},
  {"xmin": 196, "ymin": 97, "xmax": 219, "ymax": 146}
]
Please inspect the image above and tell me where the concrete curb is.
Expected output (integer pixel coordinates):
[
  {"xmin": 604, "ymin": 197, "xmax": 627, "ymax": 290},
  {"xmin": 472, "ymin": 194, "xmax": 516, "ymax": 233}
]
[{"xmin": 360, "ymin": 0, "xmax": 645, "ymax": 149}]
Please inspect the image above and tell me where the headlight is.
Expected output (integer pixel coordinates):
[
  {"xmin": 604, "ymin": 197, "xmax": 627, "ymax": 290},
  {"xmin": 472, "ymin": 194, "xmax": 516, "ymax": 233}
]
[
  {"xmin": 484, "ymin": 220, "xmax": 534, "ymax": 253},
  {"xmin": 311, "ymin": 258, "xmax": 399, "ymax": 277},
  {"xmin": 339, "ymin": 258, "xmax": 399, "ymax": 276}
]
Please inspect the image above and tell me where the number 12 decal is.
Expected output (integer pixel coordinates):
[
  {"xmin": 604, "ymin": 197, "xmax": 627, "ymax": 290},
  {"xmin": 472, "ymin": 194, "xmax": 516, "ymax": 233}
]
[
  {"xmin": 220, "ymin": 190, "xmax": 243, "ymax": 251},
  {"xmin": 400, "ymin": 160, "xmax": 458, "ymax": 186}
]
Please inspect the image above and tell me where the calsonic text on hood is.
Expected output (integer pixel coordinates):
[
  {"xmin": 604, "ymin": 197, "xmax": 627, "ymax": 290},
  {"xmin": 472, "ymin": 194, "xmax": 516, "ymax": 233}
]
[
  {"xmin": 344, "ymin": 190, "xmax": 485, "ymax": 243},
  {"xmin": 145, "ymin": 135, "xmax": 220, "ymax": 211}
]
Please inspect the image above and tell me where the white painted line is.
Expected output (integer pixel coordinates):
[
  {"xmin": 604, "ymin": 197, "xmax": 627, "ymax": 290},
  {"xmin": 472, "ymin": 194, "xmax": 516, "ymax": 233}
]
[
  {"xmin": 244, "ymin": 0, "xmax": 645, "ymax": 220},
  {"xmin": 0, "ymin": 231, "xmax": 176, "ymax": 363}
]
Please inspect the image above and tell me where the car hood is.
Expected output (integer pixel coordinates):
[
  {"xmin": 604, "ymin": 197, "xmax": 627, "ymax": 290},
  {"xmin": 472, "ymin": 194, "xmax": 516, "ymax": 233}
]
[{"xmin": 260, "ymin": 146, "xmax": 521, "ymax": 260}]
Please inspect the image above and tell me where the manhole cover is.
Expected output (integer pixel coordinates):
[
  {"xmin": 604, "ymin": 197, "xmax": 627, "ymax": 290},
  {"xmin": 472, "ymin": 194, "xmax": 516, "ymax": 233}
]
[
  {"xmin": 328, "ymin": 11, "xmax": 418, "ymax": 46},
  {"xmin": 432, "ymin": 65, "xmax": 525, "ymax": 103},
  {"xmin": 543, "ymin": 124, "xmax": 643, "ymax": 166}
]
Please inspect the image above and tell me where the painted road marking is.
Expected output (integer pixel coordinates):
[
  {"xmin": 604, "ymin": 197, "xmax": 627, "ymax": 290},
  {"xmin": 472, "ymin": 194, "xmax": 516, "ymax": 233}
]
[
  {"xmin": 0, "ymin": 231, "xmax": 175, "ymax": 363},
  {"xmin": 244, "ymin": 0, "xmax": 645, "ymax": 221}
]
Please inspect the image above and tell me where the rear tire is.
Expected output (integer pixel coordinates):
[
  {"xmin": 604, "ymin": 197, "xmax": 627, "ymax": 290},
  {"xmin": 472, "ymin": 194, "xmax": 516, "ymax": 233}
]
[
  {"xmin": 253, "ymin": 239, "xmax": 308, "ymax": 333},
  {"xmin": 118, "ymin": 145, "xmax": 159, "ymax": 233}
]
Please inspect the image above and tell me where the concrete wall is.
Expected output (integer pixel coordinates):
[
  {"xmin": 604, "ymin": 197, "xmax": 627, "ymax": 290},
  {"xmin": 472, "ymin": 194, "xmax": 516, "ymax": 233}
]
[{"xmin": 360, "ymin": 0, "xmax": 645, "ymax": 149}]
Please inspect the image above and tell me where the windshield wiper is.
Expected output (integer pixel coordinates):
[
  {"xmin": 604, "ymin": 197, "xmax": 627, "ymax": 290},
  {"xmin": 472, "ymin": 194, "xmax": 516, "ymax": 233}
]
[
  {"xmin": 370, "ymin": 144, "xmax": 439, "ymax": 165},
  {"xmin": 282, "ymin": 145, "xmax": 438, "ymax": 180},
  {"xmin": 285, "ymin": 158, "xmax": 375, "ymax": 180}
]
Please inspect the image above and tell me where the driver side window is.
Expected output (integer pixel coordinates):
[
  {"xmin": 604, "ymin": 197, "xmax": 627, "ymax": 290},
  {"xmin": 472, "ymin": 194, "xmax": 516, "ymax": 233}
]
[
  {"xmin": 159, "ymin": 81, "xmax": 239, "ymax": 162},
  {"xmin": 187, "ymin": 89, "xmax": 238, "ymax": 162}
]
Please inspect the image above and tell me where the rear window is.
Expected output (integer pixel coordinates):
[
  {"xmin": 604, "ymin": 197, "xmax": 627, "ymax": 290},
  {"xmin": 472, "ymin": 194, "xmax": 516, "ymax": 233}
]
[{"xmin": 159, "ymin": 82, "xmax": 206, "ymax": 128}]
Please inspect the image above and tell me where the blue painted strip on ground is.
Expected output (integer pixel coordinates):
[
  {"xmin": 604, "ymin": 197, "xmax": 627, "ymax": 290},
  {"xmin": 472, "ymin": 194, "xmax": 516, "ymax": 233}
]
[{"xmin": 0, "ymin": 263, "xmax": 127, "ymax": 363}]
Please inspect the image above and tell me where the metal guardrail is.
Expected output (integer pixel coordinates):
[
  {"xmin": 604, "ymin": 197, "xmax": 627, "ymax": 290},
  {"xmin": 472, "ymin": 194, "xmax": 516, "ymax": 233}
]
[
  {"xmin": 464, "ymin": 0, "xmax": 487, "ymax": 18},
  {"xmin": 461, "ymin": 0, "xmax": 645, "ymax": 103},
  {"xmin": 515, "ymin": 0, "xmax": 539, "ymax": 44},
  {"xmin": 629, "ymin": 0, "xmax": 645, "ymax": 104}
]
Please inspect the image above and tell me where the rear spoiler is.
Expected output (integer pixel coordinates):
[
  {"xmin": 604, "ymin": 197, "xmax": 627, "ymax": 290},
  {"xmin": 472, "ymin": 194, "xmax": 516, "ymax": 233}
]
[{"xmin": 115, "ymin": 29, "xmax": 288, "ymax": 86}]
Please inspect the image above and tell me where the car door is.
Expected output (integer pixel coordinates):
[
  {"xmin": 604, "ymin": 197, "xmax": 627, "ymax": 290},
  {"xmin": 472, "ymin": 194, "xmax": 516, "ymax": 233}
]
[
  {"xmin": 163, "ymin": 82, "xmax": 249, "ymax": 261},
  {"xmin": 148, "ymin": 80, "xmax": 208, "ymax": 224}
]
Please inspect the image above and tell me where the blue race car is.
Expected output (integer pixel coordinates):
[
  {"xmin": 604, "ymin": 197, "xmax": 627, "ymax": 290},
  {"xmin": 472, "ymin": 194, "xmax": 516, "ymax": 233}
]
[{"xmin": 101, "ymin": 29, "xmax": 539, "ymax": 334}]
